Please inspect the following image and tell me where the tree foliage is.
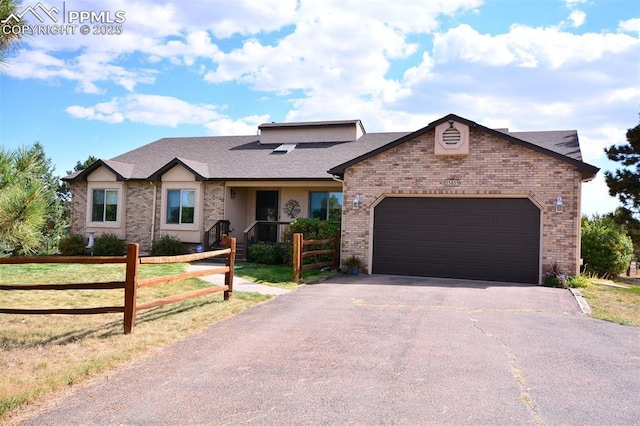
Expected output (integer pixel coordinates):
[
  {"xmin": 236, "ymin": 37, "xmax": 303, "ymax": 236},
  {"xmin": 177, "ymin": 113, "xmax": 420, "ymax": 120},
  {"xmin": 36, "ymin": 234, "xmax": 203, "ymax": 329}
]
[
  {"xmin": 605, "ymin": 120, "xmax": 640, "ymax": 216},
  {"xmin": 0, "ymin": 0, "xmax": 24, "ymax": 62},
  {"xmin": 581, "ymin": 215, "xmax": 634, "ymax": 278},
  {"xmin": 0, "ymin": 143, "xmax": 65, "ymax": 255}
]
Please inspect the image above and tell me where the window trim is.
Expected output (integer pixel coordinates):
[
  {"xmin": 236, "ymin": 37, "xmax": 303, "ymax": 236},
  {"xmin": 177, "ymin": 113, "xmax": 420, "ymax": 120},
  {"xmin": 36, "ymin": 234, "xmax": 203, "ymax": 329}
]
[
  {"xmin": 166, "ymin": 189, "xmax": 196, "ymax": 225},
  {"xmin": 86, "ymin": 182, "xmax": 123, "ymax": 229},
  {"xmin": 160, "ymin": 182, "xmax": 201, "ymax": 232}
]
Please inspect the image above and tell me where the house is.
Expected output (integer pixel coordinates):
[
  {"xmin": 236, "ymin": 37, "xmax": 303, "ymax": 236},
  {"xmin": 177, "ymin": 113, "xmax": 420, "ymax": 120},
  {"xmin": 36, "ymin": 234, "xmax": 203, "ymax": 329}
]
[{"xmin": 63, "ymin": 113, "xmax": 599, "ymax": 284}]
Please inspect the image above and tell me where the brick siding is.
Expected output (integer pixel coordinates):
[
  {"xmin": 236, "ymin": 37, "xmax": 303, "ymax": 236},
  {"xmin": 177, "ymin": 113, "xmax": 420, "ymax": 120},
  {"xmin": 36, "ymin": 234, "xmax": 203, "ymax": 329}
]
[{"xmin": 342, "ymin": 128, "xmax": 583, "ymax": 280}]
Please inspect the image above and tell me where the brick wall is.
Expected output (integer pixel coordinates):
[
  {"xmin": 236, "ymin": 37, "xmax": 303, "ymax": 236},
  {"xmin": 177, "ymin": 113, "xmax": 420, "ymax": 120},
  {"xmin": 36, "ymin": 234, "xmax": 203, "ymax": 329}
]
[
  {"xmin": 124, "ymin": 182, "xmax": 155, "ymax": 250},
  {"xmin": 342, "ymin": 128, "xmax": 583, "ymax": 280},
  {"xmin": 203, "ymin": 182, "xmax": 225, "ymax": 231},
  {"xmin": 70, "ymin": 181, "xmax": 226, "ymax": 252},
  {"xmin": 69, "ymin": 182, "xmax": 87, "ymax": 236}
]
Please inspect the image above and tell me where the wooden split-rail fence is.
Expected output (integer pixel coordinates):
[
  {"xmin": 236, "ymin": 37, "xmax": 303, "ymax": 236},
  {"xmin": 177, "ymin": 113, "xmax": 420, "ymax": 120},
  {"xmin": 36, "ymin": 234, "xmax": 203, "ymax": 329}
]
[
  {"xmin": 292, "ymin": 231, "xmax": 340, "ymax": 282},
  {"xmin": 0, "ymin": 238, "xmax": 237, "ymax": 334}
]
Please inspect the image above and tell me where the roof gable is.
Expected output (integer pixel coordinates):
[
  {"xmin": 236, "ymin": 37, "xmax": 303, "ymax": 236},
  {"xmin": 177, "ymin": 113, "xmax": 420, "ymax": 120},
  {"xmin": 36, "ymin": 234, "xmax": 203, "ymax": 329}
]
[
  {"xmin": 63, "ymin": 159, "xmax": 133, "ymax": 182},
  {"xmin": 149, "ymin": 158, "xmax": 209, "ymax": 181},
  {"xmin": 327, "ymin": 113, "xmax": 599, "ymax": 181}
]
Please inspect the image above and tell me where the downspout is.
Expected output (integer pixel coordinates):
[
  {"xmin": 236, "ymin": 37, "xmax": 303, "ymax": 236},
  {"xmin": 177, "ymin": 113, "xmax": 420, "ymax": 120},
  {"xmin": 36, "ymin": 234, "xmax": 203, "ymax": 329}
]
[{"xmin": 150, "ymin": 181, "xmax": 157, "ymax": 246}]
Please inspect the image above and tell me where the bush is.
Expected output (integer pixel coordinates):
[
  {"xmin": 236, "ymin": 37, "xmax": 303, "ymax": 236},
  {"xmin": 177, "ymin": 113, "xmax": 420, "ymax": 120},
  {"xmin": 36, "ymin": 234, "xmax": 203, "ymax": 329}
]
[
  {"xmin": 281, "ymin": 218, "xmax": 340, "ymax": 265},
  {"xmin": 92, "ymin": 232, "xmax": 126, "ymax": 256},
  {"xmin": 566, "ymin": 275, "xmax": 590, "ymax": 288},
  {"xmin": 150, "ymin": 233, "xmax": 186, "ymax": 256},
  {"xmin": 58, "ymin": 233, "xmax": 86, "ymax": 256},
  {"xmin": 581, "ymin": 215, "xmax": 634, "ymax": 278},
  {"xmin": 248, "ymin": 242, "xmax": 284, "ymax": 265}
]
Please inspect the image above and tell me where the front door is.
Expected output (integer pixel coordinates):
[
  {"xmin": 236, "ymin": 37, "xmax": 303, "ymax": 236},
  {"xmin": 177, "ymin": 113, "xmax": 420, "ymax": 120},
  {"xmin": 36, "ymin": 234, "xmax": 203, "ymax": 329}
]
[{"xmin": 256, "ymin": 191, "xmax": 278, "ymax": 242}]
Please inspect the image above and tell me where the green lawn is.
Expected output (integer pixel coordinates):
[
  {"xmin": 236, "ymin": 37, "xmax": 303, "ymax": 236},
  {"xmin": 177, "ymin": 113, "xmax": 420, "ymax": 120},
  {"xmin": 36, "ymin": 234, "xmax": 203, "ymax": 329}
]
[{"xmin": 232, "ymin": 262, "xmax": 336, "ymax": 289}]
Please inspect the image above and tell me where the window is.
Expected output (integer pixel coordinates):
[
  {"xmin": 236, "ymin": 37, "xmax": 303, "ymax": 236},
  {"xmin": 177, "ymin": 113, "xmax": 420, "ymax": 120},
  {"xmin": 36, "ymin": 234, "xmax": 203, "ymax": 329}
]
[
  {"xmin": 166, "ymin": 189, "xmax": 195, "ymax": 224},
  {"xmin": 310, "ymin": 192, "xmax": 342, "ymax": 222},
  {"xmin": 92, "ymin": 189, "xmax": 118, "ymax": 222}
]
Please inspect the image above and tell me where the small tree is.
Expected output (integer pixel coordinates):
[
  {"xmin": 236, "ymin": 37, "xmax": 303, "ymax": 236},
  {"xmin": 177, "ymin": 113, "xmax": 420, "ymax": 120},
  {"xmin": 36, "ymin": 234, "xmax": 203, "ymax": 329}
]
[{"xmin": 581, "ymin": 215, "xmax": 634, "ymax": 278}]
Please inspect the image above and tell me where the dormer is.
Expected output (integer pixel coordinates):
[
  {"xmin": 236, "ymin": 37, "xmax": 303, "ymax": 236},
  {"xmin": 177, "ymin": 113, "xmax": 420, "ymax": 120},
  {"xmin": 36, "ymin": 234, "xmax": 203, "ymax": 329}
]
[
  {"xmin": 435, "ymin": 119, "xmax": 469, "ymax": 156},
  {"xmin": 258, "ymin": 120, "xmax": 365, "ymax": 145}
]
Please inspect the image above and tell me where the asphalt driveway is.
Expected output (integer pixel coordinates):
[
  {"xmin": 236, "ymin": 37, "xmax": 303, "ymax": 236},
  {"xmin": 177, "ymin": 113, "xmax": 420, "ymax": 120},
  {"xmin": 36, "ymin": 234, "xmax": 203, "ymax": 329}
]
[{"xmin": 21, "ymin": 275, "xmax": 640, "ymax": 425}]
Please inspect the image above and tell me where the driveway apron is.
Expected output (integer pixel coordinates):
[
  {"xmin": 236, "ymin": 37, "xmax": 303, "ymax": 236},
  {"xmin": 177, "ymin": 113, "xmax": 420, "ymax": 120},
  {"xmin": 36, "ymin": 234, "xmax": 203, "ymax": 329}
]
[{"xmin": 21, "ymin": 275, "xmax": 640, "ymax": 425}]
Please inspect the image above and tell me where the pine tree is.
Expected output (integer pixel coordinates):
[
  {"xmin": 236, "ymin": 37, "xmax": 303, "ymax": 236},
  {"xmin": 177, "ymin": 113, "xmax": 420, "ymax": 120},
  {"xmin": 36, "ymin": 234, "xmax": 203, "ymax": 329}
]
[{"xmin": 604, "ymin": 120, "xmax": 640, "ymax": 216}]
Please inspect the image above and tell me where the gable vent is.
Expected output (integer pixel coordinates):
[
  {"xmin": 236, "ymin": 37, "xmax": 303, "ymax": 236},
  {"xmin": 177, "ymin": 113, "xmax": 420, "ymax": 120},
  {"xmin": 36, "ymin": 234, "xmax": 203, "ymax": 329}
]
[
  {"xmin": 442, "ymin": 127, "xmax": 461, "ymax": 145},
  {"xmin": 272, "ymin": 143, "xmax": 297, "ymax": 154}
]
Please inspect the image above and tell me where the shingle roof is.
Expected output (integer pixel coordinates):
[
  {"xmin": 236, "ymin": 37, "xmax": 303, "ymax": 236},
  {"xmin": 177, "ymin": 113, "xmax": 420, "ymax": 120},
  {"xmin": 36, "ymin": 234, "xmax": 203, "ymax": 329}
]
[
  {"xmin": 328, "ymin": 114, "xmax": 598, "ymax": 181},
  {"xmin": 63, "ymin": 115, "xmax": 598, "ymax": 182},
  {"xmin": 64, "ymin": 132, "xmax": 408, "ymax": 181}
]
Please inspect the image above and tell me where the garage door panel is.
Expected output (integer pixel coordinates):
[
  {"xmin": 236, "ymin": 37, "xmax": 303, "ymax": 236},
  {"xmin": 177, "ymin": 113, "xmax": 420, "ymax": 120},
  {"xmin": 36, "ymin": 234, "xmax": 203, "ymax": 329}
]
[{"xmin": 373, "ymin": 197, "xmax": 540, "ymax": 284}]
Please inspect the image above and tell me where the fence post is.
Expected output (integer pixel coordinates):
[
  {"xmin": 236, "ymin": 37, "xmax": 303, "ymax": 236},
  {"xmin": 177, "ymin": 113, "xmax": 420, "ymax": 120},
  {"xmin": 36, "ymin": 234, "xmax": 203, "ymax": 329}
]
[
  {"xmin": 332, "ymin": 230, "xmax": 341, "ymax": 272},
  {"xmin": 224, "ymin": 238, "xmax": 236, "ymax": 301},
  {"xmin": 123, "ymin": 243, "xmax": 139, "ymax": 334},
  {"xmin": 293, "ymin": 233, "xmax": 303, "ymax": 282}
]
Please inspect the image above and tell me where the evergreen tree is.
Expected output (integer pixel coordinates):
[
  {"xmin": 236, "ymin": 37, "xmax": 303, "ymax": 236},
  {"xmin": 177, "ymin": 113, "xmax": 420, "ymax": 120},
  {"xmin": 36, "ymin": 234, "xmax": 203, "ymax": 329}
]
[
  {"xmin": 604, "ymin": 119, "xmax": 640, "ymax": 216},
  {"xmin": 0, "ymin": 0, "xmax": 24, "ymax": 63},
  {"xmin": 0, "ymin": 143, "xmax": 65, "ymax": 255}
]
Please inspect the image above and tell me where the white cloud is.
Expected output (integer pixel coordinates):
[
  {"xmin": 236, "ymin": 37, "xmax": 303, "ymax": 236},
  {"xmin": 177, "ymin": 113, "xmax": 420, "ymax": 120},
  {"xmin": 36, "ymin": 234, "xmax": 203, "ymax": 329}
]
[
  {"xmin": 619, "ymin": 18, "xmax": 640, "ymax": 33},
  {"xmin": 564, "ymin": 0, "xmax": 587, "ymax": 8},
  {"xmin": 66, "ymin": 94, "xmax": 222, "ymax": 126},
  {"xmin": 204, "ymin": 114, "xmax": 270, "ymax": 135},
  {"xmin": 568, "ymin": 10, "xmax": 586, "ymax": 28},
  {"xmin": 434, "ymin": 23, "xmax": 639, "ymax": 68},
  {"xmin": 581, "ymin": 174, "xmax": 619, "ymax": 217},
  {"xmin": 4, "ymin": 48, "xmax": 156, "ymax": 93}
]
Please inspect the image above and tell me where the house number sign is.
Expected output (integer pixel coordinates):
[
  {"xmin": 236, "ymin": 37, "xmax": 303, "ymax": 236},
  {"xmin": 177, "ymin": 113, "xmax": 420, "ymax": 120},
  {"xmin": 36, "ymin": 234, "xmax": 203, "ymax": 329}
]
[{"xmin": 444, "ymin": 179, "xmax": 461, "ymax": 187}]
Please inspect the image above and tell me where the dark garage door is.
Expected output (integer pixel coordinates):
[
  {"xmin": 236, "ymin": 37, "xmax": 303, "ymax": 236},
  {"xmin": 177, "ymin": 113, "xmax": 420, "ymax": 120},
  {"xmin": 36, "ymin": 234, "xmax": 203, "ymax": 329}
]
[{"xmin": 372, "ymin": 198, "xmax": 540, "ymax": 284}]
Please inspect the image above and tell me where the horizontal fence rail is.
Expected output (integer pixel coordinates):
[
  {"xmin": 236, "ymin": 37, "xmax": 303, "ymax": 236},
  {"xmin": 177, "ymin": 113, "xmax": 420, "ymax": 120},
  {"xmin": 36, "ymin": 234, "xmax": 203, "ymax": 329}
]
[
  {"xmin": 0, "ymin": 239, "xmax": 236, "ymax": 334},
  {"xmin": 292, "ymin": 232, "xmax": 340, "ymax": 282}
]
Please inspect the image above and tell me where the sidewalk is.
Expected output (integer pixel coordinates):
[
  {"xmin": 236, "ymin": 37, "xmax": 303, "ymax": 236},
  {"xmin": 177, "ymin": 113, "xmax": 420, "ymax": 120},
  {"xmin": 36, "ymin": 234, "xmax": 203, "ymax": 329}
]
[{"xmin": 186, "ymin": 264, "xmax": 292, "ymax": 296}]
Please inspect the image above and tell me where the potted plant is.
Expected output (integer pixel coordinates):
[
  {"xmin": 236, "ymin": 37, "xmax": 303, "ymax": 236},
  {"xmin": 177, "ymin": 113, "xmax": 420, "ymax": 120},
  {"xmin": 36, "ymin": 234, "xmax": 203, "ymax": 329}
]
[
  {"xmin": 344, "ymin": 255, "xmax": 363, "ymax": 275},
  {"xmin": 220, "ymin": 233, "xmax": 228, "ymax": 246}
]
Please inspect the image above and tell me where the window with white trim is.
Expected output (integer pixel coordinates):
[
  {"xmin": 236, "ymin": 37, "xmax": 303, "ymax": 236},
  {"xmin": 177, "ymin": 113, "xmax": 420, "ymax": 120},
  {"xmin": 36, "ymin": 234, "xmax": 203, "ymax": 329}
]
[
  {"xmin": 91, "ymin": 189, "xmax": 119, "ymax": 222},
  {"xmin": 166, "ymin": 189, "xmax": 195, "ymax": 224}
]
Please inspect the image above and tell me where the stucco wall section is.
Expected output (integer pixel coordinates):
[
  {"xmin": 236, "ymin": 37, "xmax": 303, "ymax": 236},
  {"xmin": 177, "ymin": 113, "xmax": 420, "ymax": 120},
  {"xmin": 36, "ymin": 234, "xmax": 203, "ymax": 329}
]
[
  {"xmin": 124, "ymin": 182, "xmax": 155, "ymax": 250},
  {"xmin": 342, "ymin": 128, "xmax": 582, "ymax": 279}
]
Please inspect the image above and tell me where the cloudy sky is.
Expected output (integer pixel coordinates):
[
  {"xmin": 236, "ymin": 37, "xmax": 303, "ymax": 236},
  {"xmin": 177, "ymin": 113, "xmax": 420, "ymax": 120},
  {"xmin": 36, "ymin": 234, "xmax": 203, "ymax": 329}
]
[{"xmin": 1, "ymin": 0, "xmax": 639, "ymax": 216}]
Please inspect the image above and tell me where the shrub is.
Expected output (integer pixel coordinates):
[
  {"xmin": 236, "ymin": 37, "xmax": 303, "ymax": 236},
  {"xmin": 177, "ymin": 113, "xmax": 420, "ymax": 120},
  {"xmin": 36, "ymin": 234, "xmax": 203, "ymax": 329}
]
[
  {"xmin": 566, "ymin": 275, "xmax": 591, "ymax": 288},
  {"xmin": 581, "ymin": 215, "xmax": 634, "ymax": 278},
  {"xmin": 281, "ymin": 218, "xmax": 340, "ymax": 265},
  {"xmin": 150, "ymin": 233, "xmax": 185, "ymax": 256},
  {"xmin": 248, "ymin": 242, "xmax": 284, "ymax": 265},
  {"xmin": 92, "ymin": 232, "xmax": 126, "ymax": 256},
  {"xmin": 542, "ymin": 263, "xmax": 567, "ymax": 288},
  {"xmin": 58, "ymin": 233, "xmax": 86, "ymax": 256}
]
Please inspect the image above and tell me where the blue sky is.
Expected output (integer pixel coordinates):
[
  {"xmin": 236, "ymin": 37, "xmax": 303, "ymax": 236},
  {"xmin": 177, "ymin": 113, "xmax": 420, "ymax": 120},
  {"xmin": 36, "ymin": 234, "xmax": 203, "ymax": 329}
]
[{"xmin": 1, "ymin": 0, "xmax": 639, "ymax": 216}]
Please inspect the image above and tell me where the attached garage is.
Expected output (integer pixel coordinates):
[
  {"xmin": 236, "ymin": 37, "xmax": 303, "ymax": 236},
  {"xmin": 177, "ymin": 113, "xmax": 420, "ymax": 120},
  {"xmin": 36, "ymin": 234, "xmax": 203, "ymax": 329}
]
[
  {"xmin": 329, "ymin": 113, "xmax": 600, "ymax": 283},
  {"xmin": 372, "ymin": 197, "xmax": 541, "ymax": 284}
]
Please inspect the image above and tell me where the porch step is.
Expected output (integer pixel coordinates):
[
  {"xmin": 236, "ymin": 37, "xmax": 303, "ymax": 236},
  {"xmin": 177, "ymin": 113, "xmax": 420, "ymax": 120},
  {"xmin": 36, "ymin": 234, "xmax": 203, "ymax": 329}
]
[{"xmin": 209, "ymin": 243, "xmax": 246, "ymax": 261}]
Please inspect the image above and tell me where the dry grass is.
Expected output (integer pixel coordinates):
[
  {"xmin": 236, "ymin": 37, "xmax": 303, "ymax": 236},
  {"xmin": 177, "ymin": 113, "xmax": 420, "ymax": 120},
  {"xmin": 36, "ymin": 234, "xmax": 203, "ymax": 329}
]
[
  {"xmin": 0, "ymin": 263, "xmax": 271, "ymax": 423},
  {"xmin": 580, "ymin": 278, "xmax": 640, "ymax": 327}
]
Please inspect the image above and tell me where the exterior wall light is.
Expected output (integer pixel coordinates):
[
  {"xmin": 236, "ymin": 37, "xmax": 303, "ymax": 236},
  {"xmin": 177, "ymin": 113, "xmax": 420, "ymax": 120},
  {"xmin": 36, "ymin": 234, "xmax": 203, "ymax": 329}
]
[
  {"xmin": 353, "ymin": 194, "xmax": 360, "ymax": 209},
  {"xmin": 230, "ymin": 188, "xmax": 236, "ymax": 199},
  {"xmin": 556, "ymin": 196, "xmax": 563, "ymax": 213}
]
